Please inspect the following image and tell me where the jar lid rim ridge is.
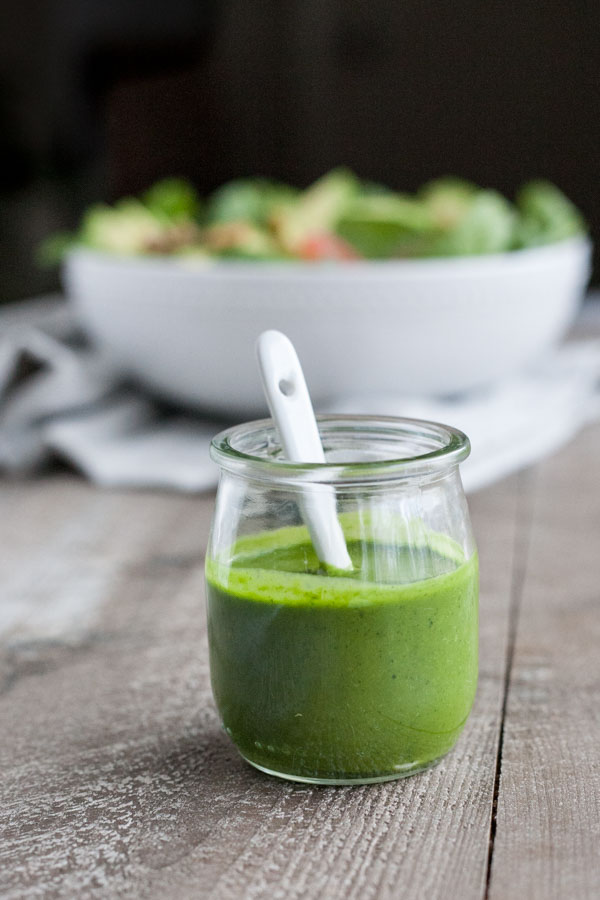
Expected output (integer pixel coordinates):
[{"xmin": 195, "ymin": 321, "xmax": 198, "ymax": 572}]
[{"xmin": 210, "ymin": 415, "xmax": 470, "ymax": 485}]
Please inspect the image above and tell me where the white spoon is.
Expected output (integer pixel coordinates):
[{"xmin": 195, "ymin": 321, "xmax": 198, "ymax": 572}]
[{"xmin": 256, "ymin": 330, "xmax": 353, "ymax": 572}]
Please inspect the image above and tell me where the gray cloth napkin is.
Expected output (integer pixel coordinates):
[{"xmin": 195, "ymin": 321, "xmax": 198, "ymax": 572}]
[
  {"xmin": 1, "ymin": 298, "xmax": 600, "ymax": 493},
  {"xmin": 0, "ymin": 300, "xmax": 218, "ymax": 490}
]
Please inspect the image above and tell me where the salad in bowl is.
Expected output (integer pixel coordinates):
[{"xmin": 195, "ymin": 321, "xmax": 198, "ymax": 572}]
[{"xmin": 43, "ymin": 168, "xmax": 587, "ymax": 264}]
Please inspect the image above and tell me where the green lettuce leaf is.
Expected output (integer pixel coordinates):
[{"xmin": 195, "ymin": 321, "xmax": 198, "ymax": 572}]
[
  {"xmin": 143, "ymin": 177, "xmax": 201, "ymax": 222},
  {"xmin": 207, "ymin": 179, "xmax": 298, "ymax": 227},
  {"xmin": 515, "ymin": 180, "xmax": 586, "ymax": 247},
  {"xmin": 337, "ymin": 194, "xmax": 435, "ymax": 258},
  {"xmin": 424, "ymin": 190, "xmax": 517, "ymax": 256}
]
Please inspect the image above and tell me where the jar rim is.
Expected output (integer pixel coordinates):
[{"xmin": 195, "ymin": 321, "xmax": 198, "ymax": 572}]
[{"xmin": 210, "ymin": 415, "xmax": 470, "ymax": 485}]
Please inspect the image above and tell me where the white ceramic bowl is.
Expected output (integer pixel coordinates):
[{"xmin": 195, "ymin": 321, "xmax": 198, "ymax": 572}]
[{"xmin": 65, "ymin": 238, "xmax": 592, "ymax": 418}]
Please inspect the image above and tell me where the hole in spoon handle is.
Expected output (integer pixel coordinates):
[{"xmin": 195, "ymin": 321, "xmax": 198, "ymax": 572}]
[{"xmin": 278, "ymin": 378, "xmax": 294, "ymax": 397}]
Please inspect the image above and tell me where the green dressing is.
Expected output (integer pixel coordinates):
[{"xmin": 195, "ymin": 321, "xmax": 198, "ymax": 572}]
[{"xmin": 206, "ymin": 527, "xmax": 478, "ymax": 783}]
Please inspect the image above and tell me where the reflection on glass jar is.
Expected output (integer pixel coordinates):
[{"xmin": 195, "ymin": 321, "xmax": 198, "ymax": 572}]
[{"xmin": 205, "ymin": 416, "xmax": 478, "ymax": 785}]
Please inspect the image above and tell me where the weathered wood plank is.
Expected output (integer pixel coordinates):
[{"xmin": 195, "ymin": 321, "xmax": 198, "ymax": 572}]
[
  {"xmin": 488, "ymin": 424, "xmax": 600, "ymax": 899},
  {"xmin": 0, "ymin": 472, "xmax": 523, "ymax": 899},
  {"xmin": 0, "ymin": 476, "xmax": 208, "ymax": 643}
]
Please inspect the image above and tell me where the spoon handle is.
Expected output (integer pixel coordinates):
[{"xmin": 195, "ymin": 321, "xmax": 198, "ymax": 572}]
[{"xmin": 256, "ymin": 330, "xmax": 353, "ymax": 572}]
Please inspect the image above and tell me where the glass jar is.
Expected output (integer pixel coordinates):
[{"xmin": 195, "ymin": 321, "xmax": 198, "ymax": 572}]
[{"xmin": 205, "ymin": 416, "xmax": 478, "ymax": 785}]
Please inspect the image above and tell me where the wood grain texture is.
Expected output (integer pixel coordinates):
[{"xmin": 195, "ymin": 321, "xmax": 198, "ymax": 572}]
[
  {"xmin": 488, "ymin": 426, "xmax": 600, "ymax": 900},
  {"xmin": 0, "ymin": 467, "xmax": 531, "ymax": 898}
]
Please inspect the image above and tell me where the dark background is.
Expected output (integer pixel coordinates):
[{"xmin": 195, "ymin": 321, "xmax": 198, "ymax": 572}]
[{"xmin": 1, "ymin": 0, "xmax": 598, "ymax": 303}]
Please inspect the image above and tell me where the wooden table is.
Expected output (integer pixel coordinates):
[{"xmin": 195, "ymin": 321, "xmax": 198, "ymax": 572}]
[{"xmin": 1, "ymin": 301, "xmax": 600, "ymax": 897}]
